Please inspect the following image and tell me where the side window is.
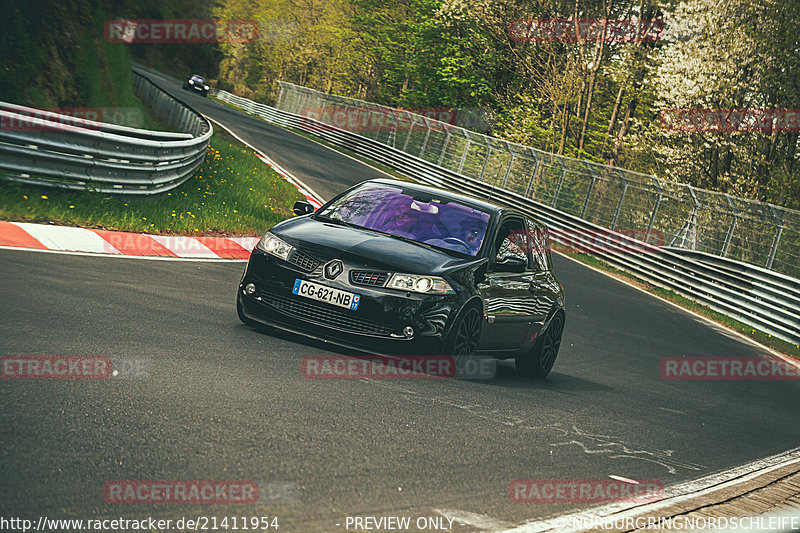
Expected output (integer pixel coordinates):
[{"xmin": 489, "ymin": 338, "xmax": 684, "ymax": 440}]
[
  {"xmin": 526, "ymin": 218, "xmax": 550, "ymax": 271},
  {"xmin": 495, "ymin": 218, "xmax": 529, "ymax": 264}
]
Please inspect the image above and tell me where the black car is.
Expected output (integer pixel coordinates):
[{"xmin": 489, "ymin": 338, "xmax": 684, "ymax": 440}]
[
  {"xmin": 237, "ymin": 179, "xmax": 566, "ymax": 377},
  {"xmin": 182, "ymin": 74, "xmax": 209, "ymax": 96}
]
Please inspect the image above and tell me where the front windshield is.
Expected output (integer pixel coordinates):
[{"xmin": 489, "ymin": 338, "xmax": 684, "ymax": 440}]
[{"xmin": 317, "ymin": 183, "xmax": 490, "ymax": 256}]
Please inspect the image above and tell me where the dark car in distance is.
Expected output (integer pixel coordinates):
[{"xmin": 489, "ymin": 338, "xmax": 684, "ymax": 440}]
[
  {"xmin": 182, "ymin": 74, "xmax": 209, "ymax": 96},
  {"xmin": 237, "ymin": 179, "xmax": 566, "ymax": 377}
]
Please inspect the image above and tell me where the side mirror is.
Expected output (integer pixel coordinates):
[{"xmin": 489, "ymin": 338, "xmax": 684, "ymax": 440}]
[
  {"xmin": 495, "ymin": 256, "xmax": 527, "ymax": 273},
  {"xmin": 293, "ymin": 201, "xmax": 316, "ymax": 216}
]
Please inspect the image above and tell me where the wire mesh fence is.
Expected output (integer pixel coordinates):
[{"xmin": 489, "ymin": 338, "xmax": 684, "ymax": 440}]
[{"xmin": 275, "ymin": 81, "xmax": 800, "ymax": 279}]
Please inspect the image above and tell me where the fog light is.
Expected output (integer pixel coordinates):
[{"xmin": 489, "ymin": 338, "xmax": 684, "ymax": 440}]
[
  {"xmin": 403, "ymin": 326, "xmax": 414, "ymax": 338},
  {"xmin": 245, "ymin": 283, "xmax": 256, "ymax": 295}
]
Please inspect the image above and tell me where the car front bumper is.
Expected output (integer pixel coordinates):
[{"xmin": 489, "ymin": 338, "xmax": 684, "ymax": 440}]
[{"xmin": 238, "ymin": 249, "xmax": 459, "ymax": 355}]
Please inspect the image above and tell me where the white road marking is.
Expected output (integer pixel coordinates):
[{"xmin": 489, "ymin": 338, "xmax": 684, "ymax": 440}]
[
  {"xmin": 608, "ymin": 475, "xmax": 639, "ymax": 484},
  {"xmin": 496, "ymin": 447, "xmax": 800, "ymax": 533}
]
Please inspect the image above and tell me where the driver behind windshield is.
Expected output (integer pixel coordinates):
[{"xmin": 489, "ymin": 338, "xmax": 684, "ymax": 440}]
[
  {"xmin": 459, "ymin": 218, "xmax": 485, "ymax": 254},
  {"xmin": 383, "ymin": 208, "xmax": 418, "ymax": 238}
]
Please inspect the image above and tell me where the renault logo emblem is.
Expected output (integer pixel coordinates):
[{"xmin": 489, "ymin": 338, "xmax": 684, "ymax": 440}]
[{"xmin": 324, "ymin": 259, "xmax": 344, "ymax": 280}]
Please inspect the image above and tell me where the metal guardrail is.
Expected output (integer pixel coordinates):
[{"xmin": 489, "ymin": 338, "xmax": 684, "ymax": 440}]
[
  {"xmin": 274, "ymin": 81, "xmax": 800, "ymax": 281},
  {"xmin": 0, "ymin": 71, "xmax": 211, "ymax": 194},
  {"xmin": 215, "ymin": 88, "xmax": 800, "ymax": 344}
]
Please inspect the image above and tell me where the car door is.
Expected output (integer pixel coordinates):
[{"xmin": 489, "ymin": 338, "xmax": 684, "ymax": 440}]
[{"xmin": 478, "ymin": 216, "xmax": 539, "ymax": 351}]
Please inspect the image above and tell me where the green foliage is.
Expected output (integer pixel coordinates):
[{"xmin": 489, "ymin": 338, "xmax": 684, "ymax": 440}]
[{"xmin": 4, "ymin": 0, "xmax": 798, "ymax": 210}]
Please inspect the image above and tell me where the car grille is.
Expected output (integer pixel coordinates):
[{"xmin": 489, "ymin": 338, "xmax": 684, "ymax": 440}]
[
  {"xmin": 350, "ymin": 271, "xmax": 389, "ymax": 287},
  {"xmin": 258, "ymin": 291, "xmax": 393, "ymax": 336},
  {"xmin": 289, "ymin": 249, "xmax": 319, "ymax": 272}
]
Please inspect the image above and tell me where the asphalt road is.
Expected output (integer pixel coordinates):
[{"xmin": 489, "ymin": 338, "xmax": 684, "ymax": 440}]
[
  {"xmin": 1, "ymin": 70, "xmax": 799, "ymax": 532},
  {"xmin": 141, "ymin": 67, "xmax": 390, "ymax": 202}
]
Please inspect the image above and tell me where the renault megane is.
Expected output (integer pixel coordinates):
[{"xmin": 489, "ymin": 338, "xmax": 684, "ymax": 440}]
[{"xmin": 237, "ymin": 179, "xmax": 565, "ymax": 377}]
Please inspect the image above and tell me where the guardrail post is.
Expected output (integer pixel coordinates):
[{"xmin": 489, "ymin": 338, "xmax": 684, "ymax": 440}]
[
  {"xmin": 478, "ymin": 146, "xmax": 492, "ymax": 182},
  {"xmin": 766, "ymin": 206, "xmax": 784, "ymax": 270},
  {"xmin": 275, "ymin": 86, "xmax": 285, "ymax": 111},
  {"xmin": 580, "ymin": 168, "xmax": 597, "ymax": 219},
  {"xmin": 457, "ymin": 139, "xmax": 471, "ymax": 175},
  {"xmin": 645, "ymin": 176, "xmax": 664, "ymax": 244},
  {"xmin": 372, "ymin": 108, "xmax": 384, "ymax": 140},
  {"xmin": 438, "ymin": 130, "xmax": 451, "ymax": 167},
  {"xmin": 551, "ymin": 163, "xmax": 567, "ymax": 207},
  {"xmin": 386, "ymin": 110, "xmax": 398, "ymax": 148},
  {"xmin": 419, "ymin": 121, "xmax": 432, "ymax": 159},
  {"xmin": 611, "ymin": 172, "xmax": 628, "ymax": 230},
  {"xmin": 721, "ymin": 195, "xmax": 738, "ymax": 258},
  {"xmin": 292, "ymin": 90, "xmax": 303, "ymax": 115},
  {"xmin": 524, "ymin": 156, "xmax": 541, "ymax": 197},
  {"xmin": 402, "ymin": 116, "xmax": 415, "ymax": 152},
  {"xmin": 500, "ymin": 152, "xmax": 516, "ymax": 189},
  {"xmin": 318, "ymin": 99, "xmax": 328, "ymax": 127}
]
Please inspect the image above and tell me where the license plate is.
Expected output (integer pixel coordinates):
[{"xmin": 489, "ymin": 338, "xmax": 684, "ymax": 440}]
[{"xmin": 292, "ymin": 279, "xmax": 360, "ymax": 311}]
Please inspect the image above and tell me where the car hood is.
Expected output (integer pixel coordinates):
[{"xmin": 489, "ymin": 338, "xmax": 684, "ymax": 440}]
[{"xmin": 272, "ymin": 216, "xmax": 480, "ymax": 275}]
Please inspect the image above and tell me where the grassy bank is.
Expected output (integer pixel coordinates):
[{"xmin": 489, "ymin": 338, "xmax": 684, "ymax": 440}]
[{"xmin": 0, "ymin": 128, "xmax": 303, "ymax": 236}]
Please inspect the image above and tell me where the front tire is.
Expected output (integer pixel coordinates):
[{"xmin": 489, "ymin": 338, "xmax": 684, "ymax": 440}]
[
  {"xmin": 443, "ymin": 305, "xmax": 482, "ymax": 357},
  {"xmin": 516, "ymin": 312, "xmax": 564, "ymax": 378}
]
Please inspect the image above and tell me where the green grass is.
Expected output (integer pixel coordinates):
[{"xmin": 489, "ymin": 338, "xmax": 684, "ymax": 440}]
[
  {"xmin": 0, "ymin": 128, "xmax": 303, "ymax": 236},
  {"xmin": 567, "ymin": 252, "xmax": 800, "ymax": 359}
]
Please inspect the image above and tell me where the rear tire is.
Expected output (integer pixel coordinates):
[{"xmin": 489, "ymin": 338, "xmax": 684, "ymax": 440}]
[{"xmin": 516, "ymin": 312, "xmax": 564, "ymax": 378}]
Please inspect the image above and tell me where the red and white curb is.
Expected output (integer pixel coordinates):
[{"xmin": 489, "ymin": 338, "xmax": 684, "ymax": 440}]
[
  {"xmin": 0, "ymin": 117, "xmax": 327, "ymax": 259},
  {"xmin": 0, "ymin": 221, "xmax": 259, "ymax": 259}
]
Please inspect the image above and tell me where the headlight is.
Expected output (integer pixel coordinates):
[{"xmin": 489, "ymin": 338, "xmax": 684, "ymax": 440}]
[
  {"xmin": 188, "ymin": 79, "xmax": 194, "ymax": 84},
  {"xmin": 204, "ymin": 85, "xmax": 210, "ymax": 90},
  {"xmin": 387, "ymin": 274, "xmax": 454, "ymax": 294},
  {"xmin": 257, "ymin": 232, "xmax": 293, "ymax": 261}
]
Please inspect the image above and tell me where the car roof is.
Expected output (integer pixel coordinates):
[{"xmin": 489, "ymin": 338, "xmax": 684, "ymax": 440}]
[{"xmin": 366, "ymin": 178, "xmax": 546, "ymax": 228}]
